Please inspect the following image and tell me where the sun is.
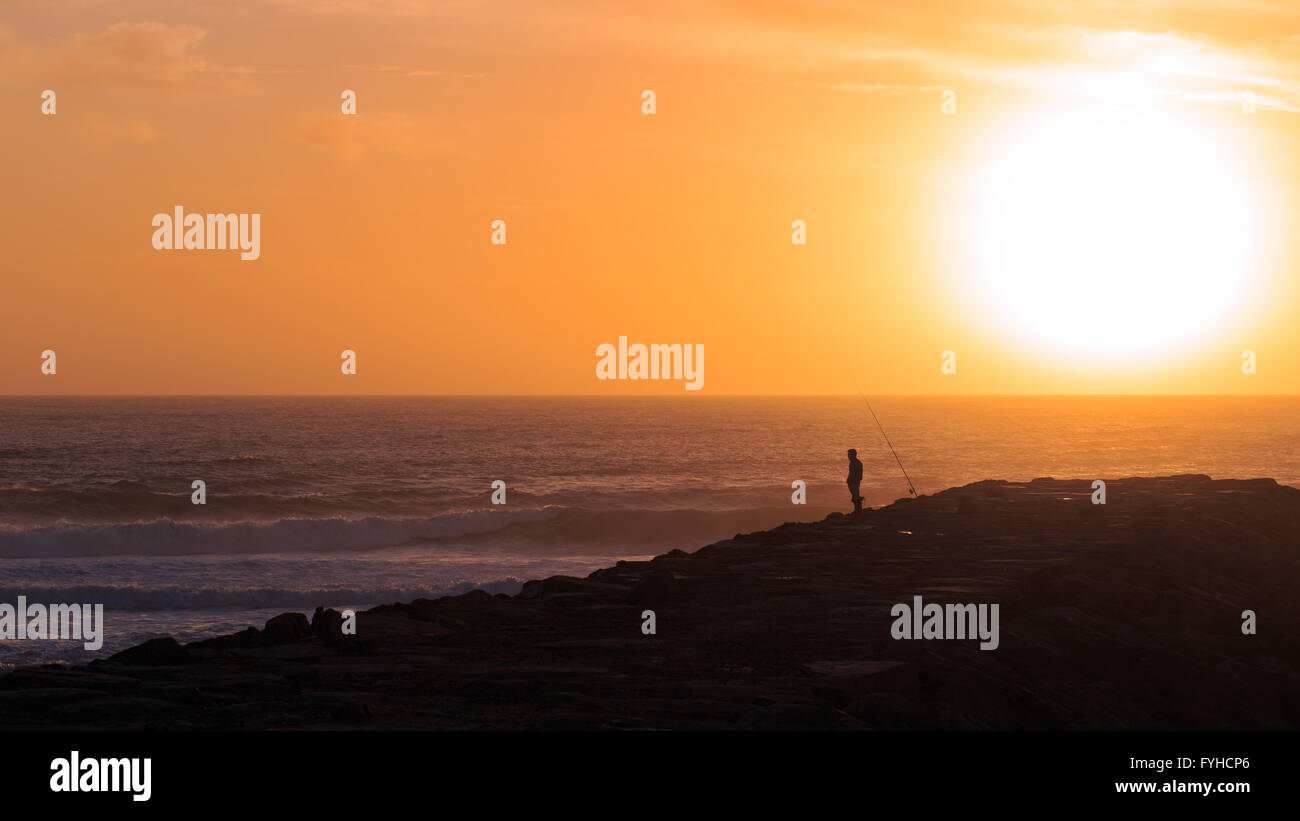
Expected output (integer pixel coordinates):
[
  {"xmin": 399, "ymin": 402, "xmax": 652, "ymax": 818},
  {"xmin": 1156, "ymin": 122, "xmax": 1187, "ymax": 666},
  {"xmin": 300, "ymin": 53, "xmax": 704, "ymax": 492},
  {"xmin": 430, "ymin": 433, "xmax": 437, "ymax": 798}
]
[{"xmin": 955, "ymin": 104, "xmax": 1265, "ymax": 362}]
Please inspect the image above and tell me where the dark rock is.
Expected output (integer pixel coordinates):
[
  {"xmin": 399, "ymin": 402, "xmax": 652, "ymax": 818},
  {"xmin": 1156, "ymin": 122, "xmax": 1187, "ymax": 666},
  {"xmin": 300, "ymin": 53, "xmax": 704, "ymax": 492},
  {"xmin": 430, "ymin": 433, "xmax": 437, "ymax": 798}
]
[
  {"xmin": 187, "ymin": 633, "xmax": 241, "ymax": 652},
  {"xmin": 435, "ymin": 615, "xmax": 470, "ymax": 632},
  {"xmin": 739, "ymin": 704, "xmax": 845, "ymax": 731},
  {"xmin": 628, "ymin": 569, "xmax": 673, "ymax": 605},
  {"xmin": 517, "ymin": 579, "xmax": 543, "ymax": 600},
  {"xmin": 108, "ymin": 637, "xmax": 191, "ymax": 666},
  {"xmin": 524, "ymin": 575, "xmax": 620, "ymax": 600},
  {"xmin": 312, "ymin": 607, "xmax": 344, "ymax": 639},
  {"xmin": 2, "ymin": 475, "xmax": 1297, "ymax": 731},
  {"xmin": 263, "ymin": 613, "xmax": 311, "ymax": 644},
  {"xmin": 332, "ymin": 700, "xmax": 370, "ymax": 721},
  {"xmin": 50, "ymin": 697, "xmax": 175, "ymax": 723}
]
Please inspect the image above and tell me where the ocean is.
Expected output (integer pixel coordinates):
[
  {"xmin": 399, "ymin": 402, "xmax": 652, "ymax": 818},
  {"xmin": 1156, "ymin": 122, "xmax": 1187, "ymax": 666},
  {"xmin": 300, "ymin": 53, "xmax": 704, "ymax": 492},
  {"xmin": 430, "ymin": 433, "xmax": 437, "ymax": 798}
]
[{"xmin": 1, "ymin": 395, "xmax": 1296, "ymax": 666}]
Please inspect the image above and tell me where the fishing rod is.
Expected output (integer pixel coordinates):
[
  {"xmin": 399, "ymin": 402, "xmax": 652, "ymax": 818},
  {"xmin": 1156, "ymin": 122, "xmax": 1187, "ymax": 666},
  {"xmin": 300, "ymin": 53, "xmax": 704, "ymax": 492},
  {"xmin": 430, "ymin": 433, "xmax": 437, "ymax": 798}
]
[{"xmin": 850, "ymin": 377, "xmax": 918, "ymax": 497}]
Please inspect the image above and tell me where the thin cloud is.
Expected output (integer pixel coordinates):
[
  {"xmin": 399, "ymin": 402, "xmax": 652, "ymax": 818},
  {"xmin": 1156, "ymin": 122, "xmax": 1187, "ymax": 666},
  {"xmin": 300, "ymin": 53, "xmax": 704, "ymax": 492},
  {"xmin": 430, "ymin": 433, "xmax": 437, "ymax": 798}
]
[
  {"xmin": 0, "ymin": 22, "xmax": 255, "ymax": 91},
  {"xmin": 783, "ymin": 81, "xmax": 952, "ymax": 94},
  {"xmin": 296, "ymin": 112, "xmax": 441, "ymax": 158},
  {"xmin": 344, "ymin": 64, "xmax": 447, "ymax": 77},
  {"xmin": 84, "ymin": 116, "xmax": 163, "ymax": 142},
  {"xmin": 599, "ymin": 4, "xmax": 1300, "ymax": 114},
  {"xmin": 268, "ymin": 0, "xmax": 444, "ymax": 16}
]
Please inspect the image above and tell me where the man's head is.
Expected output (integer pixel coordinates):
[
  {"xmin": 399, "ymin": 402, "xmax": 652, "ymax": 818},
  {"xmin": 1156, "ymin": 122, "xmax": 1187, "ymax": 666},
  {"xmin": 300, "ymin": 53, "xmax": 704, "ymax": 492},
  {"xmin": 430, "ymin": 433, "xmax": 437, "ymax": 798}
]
[{"xmin": 847, "ymin": 449, "xmax": 857, "ymax": 458}]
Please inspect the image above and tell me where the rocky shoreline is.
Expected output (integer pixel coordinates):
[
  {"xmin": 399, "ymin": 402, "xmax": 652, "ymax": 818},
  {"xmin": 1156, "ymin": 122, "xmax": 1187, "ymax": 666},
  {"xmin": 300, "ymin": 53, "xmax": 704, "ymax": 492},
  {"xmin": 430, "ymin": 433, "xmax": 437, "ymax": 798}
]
[{"xmin": 2, "ymin": 475, "xmax": 1297, "ymax": 730}]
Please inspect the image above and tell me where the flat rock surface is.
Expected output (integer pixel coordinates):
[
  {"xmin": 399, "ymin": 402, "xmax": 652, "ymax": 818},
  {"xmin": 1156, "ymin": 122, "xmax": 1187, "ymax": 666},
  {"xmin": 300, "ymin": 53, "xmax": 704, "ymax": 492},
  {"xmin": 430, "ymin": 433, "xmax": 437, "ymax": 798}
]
[{"xmin": 2, "ymin": 475, "xmax": 1297, "ymax": 730}]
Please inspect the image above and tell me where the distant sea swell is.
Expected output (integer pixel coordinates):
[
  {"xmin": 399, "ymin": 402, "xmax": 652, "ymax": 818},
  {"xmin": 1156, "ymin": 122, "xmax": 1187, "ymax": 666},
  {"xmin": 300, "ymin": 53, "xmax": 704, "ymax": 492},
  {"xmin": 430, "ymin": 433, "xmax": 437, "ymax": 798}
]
[{"xmin": 0, "ymin": 505, "xmax": 820, "ymax": 559}]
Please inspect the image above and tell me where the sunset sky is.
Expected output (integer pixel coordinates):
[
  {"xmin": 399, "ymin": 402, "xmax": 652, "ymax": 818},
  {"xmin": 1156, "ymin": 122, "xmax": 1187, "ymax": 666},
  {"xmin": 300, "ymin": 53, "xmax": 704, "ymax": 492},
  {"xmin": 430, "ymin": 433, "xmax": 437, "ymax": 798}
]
[{"xmin": 2, "ymin": 0, "xmax": 1297, "ymax": 394}]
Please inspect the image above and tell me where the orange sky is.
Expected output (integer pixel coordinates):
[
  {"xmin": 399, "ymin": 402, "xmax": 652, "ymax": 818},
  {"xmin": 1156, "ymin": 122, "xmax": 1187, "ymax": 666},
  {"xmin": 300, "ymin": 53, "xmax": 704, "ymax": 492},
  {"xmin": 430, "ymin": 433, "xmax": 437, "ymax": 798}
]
[{"xmin": 1, "ymin": 0, "xmax": 1297, "ymax": 394}]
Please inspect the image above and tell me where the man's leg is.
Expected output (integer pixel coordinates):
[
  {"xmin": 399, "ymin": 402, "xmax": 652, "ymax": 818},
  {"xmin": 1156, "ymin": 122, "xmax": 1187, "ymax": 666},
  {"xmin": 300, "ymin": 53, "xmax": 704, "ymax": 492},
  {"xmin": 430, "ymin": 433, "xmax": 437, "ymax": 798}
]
[{"xmin": 850, "ymin": 483, "xmax": 862, "ymax": 514}]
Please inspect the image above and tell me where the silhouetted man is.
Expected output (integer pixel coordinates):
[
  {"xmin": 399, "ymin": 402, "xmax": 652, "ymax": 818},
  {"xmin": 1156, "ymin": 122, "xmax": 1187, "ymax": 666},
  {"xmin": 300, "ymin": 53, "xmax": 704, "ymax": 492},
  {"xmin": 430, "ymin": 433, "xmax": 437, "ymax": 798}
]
[{"xmin": 846, "ymin": 448, "xmax": 863, "ymax": 514}]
